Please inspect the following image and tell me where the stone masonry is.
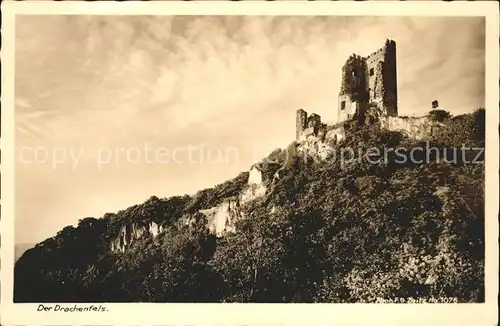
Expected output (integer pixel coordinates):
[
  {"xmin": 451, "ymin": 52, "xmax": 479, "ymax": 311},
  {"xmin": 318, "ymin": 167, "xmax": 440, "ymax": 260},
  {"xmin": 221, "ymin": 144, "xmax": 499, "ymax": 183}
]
[
  {"xmin": 296, "ymin": 40, "xmax": 441, "ymax": 143},
  {"xmin": 338, "ymin": 39, "xmax": 398, "ymax": 123},
  {"xmin": 296, "ymin": 40, "xmax": 398, "ymax": 142}
]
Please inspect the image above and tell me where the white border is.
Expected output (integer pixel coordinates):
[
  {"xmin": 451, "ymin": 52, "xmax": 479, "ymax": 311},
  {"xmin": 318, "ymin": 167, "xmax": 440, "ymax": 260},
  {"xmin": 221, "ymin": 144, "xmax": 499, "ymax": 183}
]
[{"xmin": 1, "ymin": 1, "xmax": 499, "ymax": 326}]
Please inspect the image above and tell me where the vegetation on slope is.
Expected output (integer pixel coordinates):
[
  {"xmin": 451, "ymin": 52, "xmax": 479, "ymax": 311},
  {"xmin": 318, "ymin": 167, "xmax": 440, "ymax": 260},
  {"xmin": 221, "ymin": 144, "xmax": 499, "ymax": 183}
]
[{"xmin": 14, "ymin": 109, "xmax": 485, "ymax": 303}]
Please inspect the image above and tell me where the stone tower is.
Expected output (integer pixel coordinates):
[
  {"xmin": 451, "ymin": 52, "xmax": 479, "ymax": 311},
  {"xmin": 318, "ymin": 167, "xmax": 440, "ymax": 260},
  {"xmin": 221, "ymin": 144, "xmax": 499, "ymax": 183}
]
[
  {"xmin": 296, "ymin": 109, "xmax": 307, "ymax": 141},
  {"xmin": 338, "ymin": 39, "xmax": 398, "ymax": 123},
  {"xmin": 338, "ymin": 54, "xmax": 368, "ymax": 123}
]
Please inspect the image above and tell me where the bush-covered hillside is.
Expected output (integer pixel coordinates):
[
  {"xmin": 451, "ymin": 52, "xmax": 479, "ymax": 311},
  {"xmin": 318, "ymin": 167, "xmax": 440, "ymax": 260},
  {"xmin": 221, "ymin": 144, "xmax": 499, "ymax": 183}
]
[{"xmin": 14, "ymin": 109, "xmax": 485, "ymax": 303}]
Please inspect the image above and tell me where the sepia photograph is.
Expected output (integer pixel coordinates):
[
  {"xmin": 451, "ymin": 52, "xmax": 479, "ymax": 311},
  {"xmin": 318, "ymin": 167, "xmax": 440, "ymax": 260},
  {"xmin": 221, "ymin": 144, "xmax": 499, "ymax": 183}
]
[{"xmin": 1, "ymin": 1, "xmax": 499, "ymax": 326}]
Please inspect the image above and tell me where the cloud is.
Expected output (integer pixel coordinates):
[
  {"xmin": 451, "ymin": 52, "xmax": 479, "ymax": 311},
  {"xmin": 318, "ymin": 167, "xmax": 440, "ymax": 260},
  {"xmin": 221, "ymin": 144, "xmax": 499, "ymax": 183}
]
[{"xmin": 14, "ymin": 15, "xmax": 485, "ymax": 244}]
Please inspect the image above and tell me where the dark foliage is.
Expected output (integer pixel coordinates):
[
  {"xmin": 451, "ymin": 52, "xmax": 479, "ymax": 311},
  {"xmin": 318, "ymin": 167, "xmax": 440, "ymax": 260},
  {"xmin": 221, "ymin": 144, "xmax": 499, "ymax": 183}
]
[
  {"xmin": 428, "ymin": 109, "xmax": 451, "ymax": 122},
  {"xmin": 14, "ymin": 110, "xmax": 485, "ymax": 303}
]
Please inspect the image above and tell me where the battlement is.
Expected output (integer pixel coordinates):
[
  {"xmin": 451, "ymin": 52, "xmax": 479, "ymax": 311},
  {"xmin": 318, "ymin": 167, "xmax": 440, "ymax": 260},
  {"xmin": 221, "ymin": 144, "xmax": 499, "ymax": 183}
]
[
  {"xmin": 338, "ymin": 39, "xmax": 398, "ymax": 124},
  {"xmin": 366, "ymin": 39, "xmax": 396, "ymax": 60}
]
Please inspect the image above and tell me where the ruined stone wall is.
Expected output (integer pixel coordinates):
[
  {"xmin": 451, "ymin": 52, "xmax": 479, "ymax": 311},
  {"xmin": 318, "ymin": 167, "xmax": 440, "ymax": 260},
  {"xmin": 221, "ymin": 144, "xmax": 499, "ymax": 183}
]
[
  {"xmin": 307, "ymin": 113, "xmax": 322, "ymax": 128},
  {"xmin": 297, "ymin": 110, "xmax": 322, "ymax": 141},
  {"xmin": 338, "ymin": 96, "xmax": 360, "ymax": 123},
  {"xmin": 366, "ymin": 53, "xmax": 385, "ymax": 106},
  {"xmin": 296, "ymin": 109, "xmax": 307, "ymax": 141},
  {"xmin": 379, "ymin": 116, "xmax": 443, "ymax": 140},
  {"xmin": 299, "ymin": 126, "xmax": 317, "ymax": 142},
  {"xmin": 325, "ymin": 123, "xmax": 346, "ymax": 144},
  {"xmin": 338, "ymin": 54, "xmax": 368, "ymax": 123},
  {"xmin": 382, "ymin": 40, "xmax": 398, "ymax": 116},
  {"xmin": 365, "ymin": 40, "xmax": 398, "ymax": 117}
]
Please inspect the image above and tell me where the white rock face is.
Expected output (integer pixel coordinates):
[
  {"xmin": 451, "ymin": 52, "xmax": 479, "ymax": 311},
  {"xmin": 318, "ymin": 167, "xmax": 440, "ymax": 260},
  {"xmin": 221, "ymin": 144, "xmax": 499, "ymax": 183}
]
[
  {"xmin": 248, "ymin": 166, "xmax": 263, "ymax": 185},
  {"xmin": 110, "ymin": 165, "xmax": 267, "ymax": 252},
  {"xmin": 200, "ymin": 200, "xmax": 240, "ymax": 235},
  {"xmin": 110, "ymin": 221, "xmax": 165, "ymax": 253},
  {"xmin": 148, "ymin": 221, "xmax": 162, "ymax": 237},
  {"xmin": 240, "ymin": 182, "xmax": 267, "ymax": 203},
  {"xmin": 200, "ymin": 167, "xmax": 267, "ymax": 236}
]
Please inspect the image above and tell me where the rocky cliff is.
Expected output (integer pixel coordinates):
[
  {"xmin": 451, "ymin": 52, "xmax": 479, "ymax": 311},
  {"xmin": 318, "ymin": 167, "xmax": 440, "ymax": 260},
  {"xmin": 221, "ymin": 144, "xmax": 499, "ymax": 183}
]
[
  {"xmin": 110, "ymin": 221, "xmax": 165, "ymax": 253},
  {"xmin": 109, "ymin": 166, "xmax": 267, "ymax": 252},
  {"xmin": 200, "ymin": 178, "xmax": 267, "ymax": 236}
]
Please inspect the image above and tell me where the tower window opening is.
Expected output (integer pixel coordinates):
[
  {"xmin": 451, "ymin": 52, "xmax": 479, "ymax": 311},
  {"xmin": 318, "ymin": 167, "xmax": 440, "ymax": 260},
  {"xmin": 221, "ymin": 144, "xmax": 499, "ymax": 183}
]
[
  {"xmin": 341, "ymin": 101, "xmax": 346, "ymax": 111},
  {"xmin": 369, "ymin": 68, "xmax": 374, "ymax": 76}
]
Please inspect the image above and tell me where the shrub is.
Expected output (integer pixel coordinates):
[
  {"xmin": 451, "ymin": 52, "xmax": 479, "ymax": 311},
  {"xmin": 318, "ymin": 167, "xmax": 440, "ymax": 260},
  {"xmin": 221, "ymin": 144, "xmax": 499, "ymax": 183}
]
[{"xmin": 428, "ymin": 109, "xmax": 451, "ymax": 122}]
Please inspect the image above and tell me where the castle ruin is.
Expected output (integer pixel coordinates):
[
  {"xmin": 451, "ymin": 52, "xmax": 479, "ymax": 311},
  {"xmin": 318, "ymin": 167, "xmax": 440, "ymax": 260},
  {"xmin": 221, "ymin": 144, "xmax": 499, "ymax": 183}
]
[
  {"xmin": 338, "ymin": 39, "xmax": 398, "ymax": 123},
  {"xmin": 296, "ymin": 39, "xmax": 399, "ymax": 142},
  {"xmin": 296, "ymin": 109, "xmax": 323, "ymax": 141}
]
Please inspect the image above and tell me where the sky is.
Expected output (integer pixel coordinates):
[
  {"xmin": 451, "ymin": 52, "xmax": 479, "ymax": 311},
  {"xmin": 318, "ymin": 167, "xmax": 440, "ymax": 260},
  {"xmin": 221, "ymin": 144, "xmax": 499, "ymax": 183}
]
[{"xmin": 14, "ymin": 15, "xmax": 485, "ymax": 245}]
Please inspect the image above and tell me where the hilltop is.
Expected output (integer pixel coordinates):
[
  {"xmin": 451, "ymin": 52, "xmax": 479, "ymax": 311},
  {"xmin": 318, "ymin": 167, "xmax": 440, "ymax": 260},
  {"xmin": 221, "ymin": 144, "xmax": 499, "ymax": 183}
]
[
  {"xmin": 14, "ymin": 108, "xmax": 485, "ymax": 303},
  {"xmin": 14, "ymin": 243, "xmax": 35, "ymax": 262}
]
